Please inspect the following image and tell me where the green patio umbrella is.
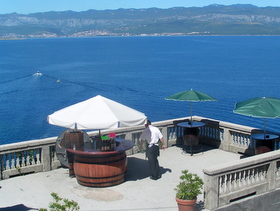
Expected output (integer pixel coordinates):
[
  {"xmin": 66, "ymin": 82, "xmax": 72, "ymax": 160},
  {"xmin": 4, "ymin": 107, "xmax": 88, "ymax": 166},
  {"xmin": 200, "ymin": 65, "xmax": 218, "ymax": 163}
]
[
  {"xmin": 165, "ymin": 89, "xmax": 217, "ymax": 122},
  {"xmin": 233, "ymin": 97, "xmax": 280, "ymax": 134}
]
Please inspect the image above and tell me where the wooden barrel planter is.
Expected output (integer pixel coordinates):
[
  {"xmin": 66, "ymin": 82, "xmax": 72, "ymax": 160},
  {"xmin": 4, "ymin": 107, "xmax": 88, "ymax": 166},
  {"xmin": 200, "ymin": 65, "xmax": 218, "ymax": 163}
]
[
  {"xmin": 183, "ymin": 127, "xmax": 199, "ymax": 146},
  {"xmin": 73, "ymin": 151, "xmax": 127, "ymax": 187}
]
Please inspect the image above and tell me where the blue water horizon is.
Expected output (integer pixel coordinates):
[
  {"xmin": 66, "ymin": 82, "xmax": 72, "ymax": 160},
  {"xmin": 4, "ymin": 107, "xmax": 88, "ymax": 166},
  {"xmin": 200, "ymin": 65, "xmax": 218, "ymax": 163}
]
[{"xmin": 1, "ymin": 36, "xmax": 280, "ymax": 145}]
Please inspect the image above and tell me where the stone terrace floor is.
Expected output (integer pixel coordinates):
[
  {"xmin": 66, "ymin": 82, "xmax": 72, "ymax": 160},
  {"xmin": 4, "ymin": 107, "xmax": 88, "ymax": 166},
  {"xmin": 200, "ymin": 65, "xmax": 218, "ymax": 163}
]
[{"xmin": 0, "ymin": 145, "xmax": 242, "ymax": 211}]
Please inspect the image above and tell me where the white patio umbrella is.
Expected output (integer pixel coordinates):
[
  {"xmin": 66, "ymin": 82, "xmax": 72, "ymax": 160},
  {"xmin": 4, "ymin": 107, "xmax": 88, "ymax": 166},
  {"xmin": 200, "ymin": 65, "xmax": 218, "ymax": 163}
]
[{"xmin": 47, "ymin": 95, "xmax": 147, "ymax": 130}]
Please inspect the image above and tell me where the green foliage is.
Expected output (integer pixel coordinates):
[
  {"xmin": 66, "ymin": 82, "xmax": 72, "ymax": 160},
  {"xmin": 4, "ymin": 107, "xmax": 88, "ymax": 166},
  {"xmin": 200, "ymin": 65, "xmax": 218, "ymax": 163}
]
[
  {"xmin": 174, "ymin": 170, "xmax": 204, "ymax": 200},
  {"xmin": 39, "ymin": 192, "xmax": 80, "ymax": 211}
]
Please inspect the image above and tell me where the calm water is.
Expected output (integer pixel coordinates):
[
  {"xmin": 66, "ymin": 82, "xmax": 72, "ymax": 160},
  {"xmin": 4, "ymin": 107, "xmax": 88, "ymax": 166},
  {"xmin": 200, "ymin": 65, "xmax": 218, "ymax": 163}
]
[{"xmin": 1, "ymin": 36, "xmax": 280, "ymax": 144}]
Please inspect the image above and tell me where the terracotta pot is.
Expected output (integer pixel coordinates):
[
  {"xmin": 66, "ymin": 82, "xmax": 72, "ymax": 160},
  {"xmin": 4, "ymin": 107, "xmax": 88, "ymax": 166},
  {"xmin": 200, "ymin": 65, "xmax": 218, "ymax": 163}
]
[{"xmin": 176, "ymin": 197, "xmax": 196, "ymax": 211}]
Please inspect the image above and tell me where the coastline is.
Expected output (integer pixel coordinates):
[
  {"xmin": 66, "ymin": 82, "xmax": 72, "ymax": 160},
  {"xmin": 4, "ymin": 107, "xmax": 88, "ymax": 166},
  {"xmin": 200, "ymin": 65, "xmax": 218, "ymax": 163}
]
[
  {"xmin": 0, "ymin": 38, "xmax": 26, "ymax": 40},
  {"xmin": 0, "ymin": 34, "xmax": 279, "ymax": 39}
]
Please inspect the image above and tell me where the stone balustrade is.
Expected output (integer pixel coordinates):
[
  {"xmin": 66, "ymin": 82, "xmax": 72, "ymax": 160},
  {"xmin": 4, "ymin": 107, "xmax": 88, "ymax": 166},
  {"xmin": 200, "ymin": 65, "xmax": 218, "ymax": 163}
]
[
  {"xmin": 203, "ymin": 149, "xmax": 280, "ymax": 210},
  {"xmin": 0, "ymin": 137, "xmax": 61, "ymax": 179},
  {"xmin": 1, "ymin": 116, "xmax": 280, "ymax": 210}
]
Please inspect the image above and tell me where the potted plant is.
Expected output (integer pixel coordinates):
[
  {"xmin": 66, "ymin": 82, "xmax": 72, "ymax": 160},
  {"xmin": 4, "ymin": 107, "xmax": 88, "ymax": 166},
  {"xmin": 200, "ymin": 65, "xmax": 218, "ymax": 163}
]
[{"xmin": 174, "ymin": 170, "xmax": 204, "ymax": 211}]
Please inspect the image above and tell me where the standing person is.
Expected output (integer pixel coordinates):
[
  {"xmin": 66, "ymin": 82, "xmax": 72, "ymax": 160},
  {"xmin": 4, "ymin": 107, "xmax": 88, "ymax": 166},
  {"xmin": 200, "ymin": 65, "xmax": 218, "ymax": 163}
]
[{"xmin": 140, "ymin": 120, "xmax": 166, "ymax": 180}]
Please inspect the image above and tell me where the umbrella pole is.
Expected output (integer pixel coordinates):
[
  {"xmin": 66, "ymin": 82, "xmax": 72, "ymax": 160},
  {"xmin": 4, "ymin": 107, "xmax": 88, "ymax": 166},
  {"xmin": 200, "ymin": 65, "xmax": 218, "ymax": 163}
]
[
  {"xmin": 264, "ymin": 118, "xmax": 266, "ymax": 135},
  {"xmin": 190, "ymin": 101, "xmax": 193, "ymax": 122}
]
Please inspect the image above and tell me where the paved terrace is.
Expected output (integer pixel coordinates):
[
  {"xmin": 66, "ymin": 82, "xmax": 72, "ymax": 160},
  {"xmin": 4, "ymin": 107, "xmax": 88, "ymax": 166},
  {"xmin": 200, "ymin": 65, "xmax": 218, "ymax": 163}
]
[{"xmin": 0, "ymin": 145, "xmax": 241, "ymax": 211}]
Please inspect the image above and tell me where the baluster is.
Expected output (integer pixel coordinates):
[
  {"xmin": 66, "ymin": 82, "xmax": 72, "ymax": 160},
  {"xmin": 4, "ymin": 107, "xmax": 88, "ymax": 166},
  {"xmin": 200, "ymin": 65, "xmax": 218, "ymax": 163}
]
[
  {"xmin": 219, "ymin": 175, "xmax": 225, "ymax": 194},
  {"xmin": 227, "ymin": 174, "xmax": 232, "ymax": 192},
  {"xmin": 32, "ymin": 149, "xmax": 36, "ymax": 165},
  {"xmin": 238, "ymin": 171, "xmax": 242, "ymax": 188},
  {"xmin": 213, "ymin": 128, "xmax": 216, "ymax": 138},
  {"xmin": 21, "ymin": 151, "xmax": 25, "ymax": 167},
  {"xmin": 224, "ymin": 174, "xmax": 228, "ymax": 193},
  {"xmin": 213, "ymin": 128, "xmax": 216, "ymax": 139},
  {"xmin": 202, "ymin": 126, "xmax": 205, "ymax": 137},
  {"xmin": 262, "ymin": 165, "xmax": 268, "ymax": 181},
  {"xmin": 171, "ymin": 131, "xmax": 175, "ymax": 139},
  {"xmin": 241, "ymin": 135, "xmax": 245, "ymax": 146},
  {"xmin": 231, "ymin": 173, "xmax": 235, "ymax": 191},
  {"xmin": 256, "ymin": 168, "xmax": 260, "ymax": 184},
  {"xmin": 5, "ymin": 154, "xmax": 10, "ymax": 170},
  {"xmin": 15, "ymin": 153, "xmax": 20, "ymax": 169},
  {"xmin": 244, "ymin": 169, "xmax": 248, "ymax": 186},
  {"xmin": 36, "ymin": 149, "xmax": 41, "ymax": 164},
  {"xmin": 232, "ymin": 134, "xmax": 237, "ymax": 145},
  {"xmin": 10, "ymin": 153, "xmax": 15, "ymax": 169},
  {"xmin": 233, "ymin": 172, "xmax": 237, "ymax": 190},
  {"xmin": 248, "ymin": 169, "xmax": 253, "ymax": 186},
  {"xmin": 244, "ymin": 135, "xmax": 247, "ymax": 146},
  {"xmin": 31, "ymin": 150, "xmax": 36, "ymax": 165},
  {"xmin": 245, "ymin": 169, "xmax": 249, "ymax": 187},
  {"xmin": 26, "ymin": 150, "xmax": 30, "ymax": 166},
  {"xmin": 264, "ymin": 166, "xmax": 267, "ymax": 181},
  {"xmin": 205, "ymin": 127, "xmax": 208, "ymax": 137},
  {"xmin": 239, "ymin": 135, "xmax": 242, "ymax": 146},
  {"xmin": 200, "ymin": 127, "xmax": 204, "ymax": 136},
  {"xmin": 215, "ymin": 129, "xmax": 219, "ymax": 140},
  {"xmin": 259, "ymin": 166, "xmax": 264, "ymax": 181},
  {"xmin": 249, "ymin": 168, "xmax": 253, "ymax": 184},
  {"xmin": 244, "ymin": 136, "xmax": 248, "ymax": 147},
  {"xmin": 237, "ymin": 134, "xmax": 240, "ymax": 145},
  {"xmin": 223, "ymin": 174, "xmax": 228, "ymax": 193},
  {"xmin": 258, "ymin": 166, "xmax": 263, "ymax": 182},
  {"xmin": 253, "ymin": 168, "xmax": 257, "ymax": 184},
  {"xmin": 240, "ymin": 170, "xmax": 245, "ymax": 187},
  {"xmin": 168, "ymin": 130, "xmax": 172, "ymax": 140},
  {"xmin": 260, "ymin": 166, "xmax": 265, "ymax": 182},
  {"xmin": 255, "ymin": 167, "xmax": 260, "ymax": 183}
]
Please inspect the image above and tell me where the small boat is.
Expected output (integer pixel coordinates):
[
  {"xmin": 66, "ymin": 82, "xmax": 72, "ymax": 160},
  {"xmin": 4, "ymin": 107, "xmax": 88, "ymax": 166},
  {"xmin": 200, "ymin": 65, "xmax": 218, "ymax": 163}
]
[{"xmin": 33, "ymin": 71, "xmax": 43, "ymax": 76}]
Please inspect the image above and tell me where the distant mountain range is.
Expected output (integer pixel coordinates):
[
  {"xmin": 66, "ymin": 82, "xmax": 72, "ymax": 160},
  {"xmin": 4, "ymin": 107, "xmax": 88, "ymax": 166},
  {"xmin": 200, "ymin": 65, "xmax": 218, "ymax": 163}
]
[{"xmin": 1, "ymin": 4, "xmax": 280, "ymax": 38}]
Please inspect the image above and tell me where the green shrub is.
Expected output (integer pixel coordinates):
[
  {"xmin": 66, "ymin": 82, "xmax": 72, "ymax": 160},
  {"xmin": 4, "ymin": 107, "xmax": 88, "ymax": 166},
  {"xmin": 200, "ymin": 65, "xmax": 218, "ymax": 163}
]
[
  {"xmin": 39, "ymin": 192, "xmax": 80, "ymax": 211},
  {"xmin": 175, "ymin": 170, "xmax": 204, "ymax": 200}
]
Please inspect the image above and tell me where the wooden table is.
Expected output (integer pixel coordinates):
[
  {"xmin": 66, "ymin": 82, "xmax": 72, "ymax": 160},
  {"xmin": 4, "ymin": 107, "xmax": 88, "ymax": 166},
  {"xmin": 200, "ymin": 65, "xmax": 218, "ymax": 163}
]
[{"xmin": 66, "ymin": 138, "xmax": 134, "ymax": 187}]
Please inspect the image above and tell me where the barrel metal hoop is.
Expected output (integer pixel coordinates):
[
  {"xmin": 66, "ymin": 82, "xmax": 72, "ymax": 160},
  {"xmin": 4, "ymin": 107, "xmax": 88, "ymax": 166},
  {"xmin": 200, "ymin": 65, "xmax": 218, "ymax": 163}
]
[
  {"xmin": 76, "ymin": 170, "xmax": 127, "ymax": 180},
  {"xmin": 78, "ymin": 177, "xmax": 125, "ymax": 186}
]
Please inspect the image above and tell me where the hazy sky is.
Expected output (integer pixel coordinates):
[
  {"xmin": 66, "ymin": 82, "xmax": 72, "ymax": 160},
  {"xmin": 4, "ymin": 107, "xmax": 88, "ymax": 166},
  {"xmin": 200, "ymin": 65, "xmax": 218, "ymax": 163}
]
[{"xmin": 1, "ymin": 0, "xmax": 280, "ymax": 14}]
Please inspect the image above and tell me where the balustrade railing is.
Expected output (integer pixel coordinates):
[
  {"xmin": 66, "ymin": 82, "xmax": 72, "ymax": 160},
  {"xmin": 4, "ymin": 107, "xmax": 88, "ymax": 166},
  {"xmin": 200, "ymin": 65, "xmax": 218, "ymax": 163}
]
[
  {"xmin": 0, "ymin": 138, "xmax": 61, "ymax": 179},
  {"xmin": 203, "ymin": 150, "xmax": 280, "ymax": 210},
  {"xmin": 1, "ymin": 116, "xmax": 280, "ymax": 210}
]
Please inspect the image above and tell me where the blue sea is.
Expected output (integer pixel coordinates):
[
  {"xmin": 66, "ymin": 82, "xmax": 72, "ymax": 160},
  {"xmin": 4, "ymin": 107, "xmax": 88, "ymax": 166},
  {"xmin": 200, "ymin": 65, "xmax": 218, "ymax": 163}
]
[{"xmin": 1, "ymin": 36, "xmax": 280, "ymax": 145}]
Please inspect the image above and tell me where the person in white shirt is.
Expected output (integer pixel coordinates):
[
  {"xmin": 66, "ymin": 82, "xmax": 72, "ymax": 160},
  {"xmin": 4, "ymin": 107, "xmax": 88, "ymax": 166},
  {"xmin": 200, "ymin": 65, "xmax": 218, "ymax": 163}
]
[{"xmin": 140, "ymin": 120, "xmax": 166, "ymax": 180}]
